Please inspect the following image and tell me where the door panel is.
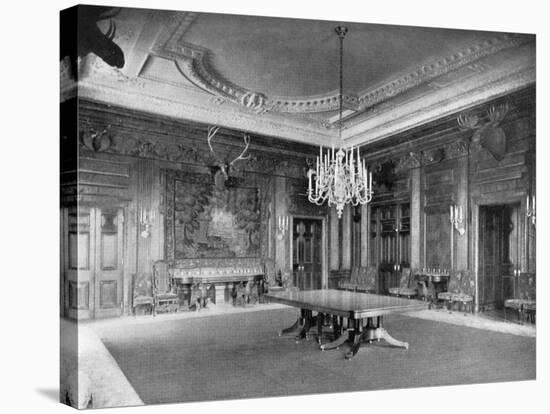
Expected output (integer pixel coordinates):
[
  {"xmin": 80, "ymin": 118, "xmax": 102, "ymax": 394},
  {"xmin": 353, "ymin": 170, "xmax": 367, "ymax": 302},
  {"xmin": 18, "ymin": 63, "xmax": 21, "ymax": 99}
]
[
  {"xmin": 293, "ymin": 218, "xmax": 322, "ymax": 291},
  {"xmin": 479, "ymin": 204, "xmax": 520, "ymax": 309},
  {"xmin": 371, "ymin": 203, "xmax": 410, "ymax": 294},
  {"xmin": 63, "ymin": 207, "xmax": 94, "ymax": 319},
  {"xmin": 94, "ymin": 209, "xmax": 124, "ymax": 318},
  {"xmin": 62, "ymin": 207, "xmax": 124, "ymax": 319},
  {"xmin": 502, "ymin": 205, "xmax": 520, "ymax": 302}
]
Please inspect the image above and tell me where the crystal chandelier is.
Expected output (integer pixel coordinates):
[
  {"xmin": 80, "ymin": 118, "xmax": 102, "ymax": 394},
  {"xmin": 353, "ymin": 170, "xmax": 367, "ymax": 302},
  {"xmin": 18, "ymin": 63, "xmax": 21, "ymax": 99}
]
[{"xmin": 307, "ymin": 26, "xmax": 373, "ymax": 219}]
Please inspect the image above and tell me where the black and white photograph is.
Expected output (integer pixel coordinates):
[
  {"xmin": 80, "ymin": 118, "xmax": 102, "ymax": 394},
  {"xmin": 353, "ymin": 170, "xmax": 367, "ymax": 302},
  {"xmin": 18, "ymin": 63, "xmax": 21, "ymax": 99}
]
[{"xmin": 3, "ymin": 1, "xmax": 547, "ymax": 413}]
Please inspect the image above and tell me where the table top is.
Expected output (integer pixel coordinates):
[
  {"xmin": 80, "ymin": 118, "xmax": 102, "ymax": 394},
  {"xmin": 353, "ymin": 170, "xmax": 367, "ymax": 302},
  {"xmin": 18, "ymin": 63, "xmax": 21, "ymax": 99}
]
[{"xmin": 265, "ymin": 289, "xmax": 428, "ymax": 319}]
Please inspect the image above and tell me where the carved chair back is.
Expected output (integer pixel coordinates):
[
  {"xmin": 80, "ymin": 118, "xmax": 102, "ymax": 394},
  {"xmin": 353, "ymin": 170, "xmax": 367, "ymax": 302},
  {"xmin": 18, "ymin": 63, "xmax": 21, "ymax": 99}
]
[
  {"xmin": 447, "ymin": 271, "xmax": 461, "ymax": 293},
  {"xmin": 517, "ymin": 272, "xmax": 536, "ymax": 300},
  {"xmin": 131, "ymin": 272, "xmax": 154, "ymax": 314},
  {"xmin": 349, "ymin": 267, "xmax": 360, "ymax": 284},
  {"xmin": 263, "ymin": 258, "xmax": 276, "ymax": 286},
  {"xmin": 153, "ymin": 260, "xmax": 175, "ymax": 295},
  {"xmin": 133, "ymin": 272, "xmax": 153, "ymax": 299},
  {"xmin": 399, "ymin": 267, "xmax": 412, "ymax": 288},
  {"xmin": 458, "ymin": 270, "xmax": 475, "ymax": 296},
  {"xmin": 359, "ymin": 266, "xmax": 378, "ymax": 291},
  {"xmin": 367, "ymin": 266, "xmax": 378, "ymax": 291},
  {"xmin": 413, "ymin": 269, "xmax": 429, "ymax": 298}
]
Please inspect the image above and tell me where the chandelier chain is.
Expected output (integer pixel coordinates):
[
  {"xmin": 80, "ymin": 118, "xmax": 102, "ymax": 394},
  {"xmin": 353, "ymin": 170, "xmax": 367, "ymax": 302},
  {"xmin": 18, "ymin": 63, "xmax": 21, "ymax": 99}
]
[{"xmin": 338, "ymin": 27, "xmax": 344, "ymax": 140}]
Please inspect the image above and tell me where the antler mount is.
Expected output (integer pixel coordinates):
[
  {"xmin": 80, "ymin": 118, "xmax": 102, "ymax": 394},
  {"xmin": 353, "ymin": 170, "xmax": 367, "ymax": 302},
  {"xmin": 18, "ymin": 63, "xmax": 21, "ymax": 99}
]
[{"xmin": 207, "ymin": 126, "xmax": 251, "ymax": 187}]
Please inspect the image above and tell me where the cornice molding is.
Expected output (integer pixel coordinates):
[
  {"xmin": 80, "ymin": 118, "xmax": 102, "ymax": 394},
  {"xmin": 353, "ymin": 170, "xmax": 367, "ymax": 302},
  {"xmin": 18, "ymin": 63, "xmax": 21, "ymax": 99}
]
[
  {"xmin": 76, "ymin": 78, "xmax": 334, "ymax": 146},
  {"xmin": 79, "ymin": 119, "xmax": 309, "ymax": 179},
  {"xmin": 344, "ymin": 62, "xmax": 535, "ymax": 147}
]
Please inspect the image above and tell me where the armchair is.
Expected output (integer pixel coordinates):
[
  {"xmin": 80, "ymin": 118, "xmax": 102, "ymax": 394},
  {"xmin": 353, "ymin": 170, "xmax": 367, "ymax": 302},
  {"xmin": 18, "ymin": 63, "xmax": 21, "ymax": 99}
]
[
  {"xmin": 131, "ymin": 272, "xmax": 154, "ymax": 315},
  {"xmin": 339, "ymin": 267, "xmax": 359, "ymax": 291},
  {"xmin": 504, "ymin": 273, "xmax": 536, "ymax": 324},
  {"xmin": 437, "ymin": 270, "xmax": 474, "ymax": 314},
  {"xmin": 388, "ymin": 267, "xmax": 417, "ymax": 298},
  {"xmin": 152, "ymin": 260, "xmax": 179, "ymax": 314}
]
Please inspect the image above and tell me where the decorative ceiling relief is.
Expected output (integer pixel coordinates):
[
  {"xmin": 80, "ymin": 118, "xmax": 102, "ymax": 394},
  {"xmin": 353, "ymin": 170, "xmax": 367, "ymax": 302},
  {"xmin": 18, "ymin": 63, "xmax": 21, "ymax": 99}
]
[
  {"xmin": 457, "ymin": 103, "xmax": 511, "ymax": 161},
  {"xmin": 151, "ymin": 13, "xmax": 529, "ymax": 120},
  {"xmin": 152, "ymin": 12, "xmax": 269, "ymax": 114}
]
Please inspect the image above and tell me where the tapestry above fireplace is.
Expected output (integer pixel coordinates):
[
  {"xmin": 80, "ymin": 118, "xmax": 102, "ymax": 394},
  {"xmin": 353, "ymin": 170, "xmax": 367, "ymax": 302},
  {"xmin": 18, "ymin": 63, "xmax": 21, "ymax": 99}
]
[{"xmin": 164, "ymin": 169, "xmax": 265, "ymax": 260}]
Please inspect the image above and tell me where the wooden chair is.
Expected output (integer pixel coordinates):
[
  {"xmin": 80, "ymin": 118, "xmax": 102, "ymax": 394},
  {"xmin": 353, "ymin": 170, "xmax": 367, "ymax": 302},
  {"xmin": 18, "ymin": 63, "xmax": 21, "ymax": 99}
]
[
  {"xmin": 437, "ymin": 270, "xmax": 474, "ymax": 313},
  {"xmin": 413, "ymin": 269, "xmax": 430, "ymax": 301},
  {"xmin": 152, "ymin": 260, "xmax": 179, "ymax": 314},
  {"xmin": 131, "ymin": 272, "xmax": 154, "ymax": 315},
  {"xmin": 245, "ymin": 280, "xmax": 260, "ymax": 304},
  {"xmin": 504, "ymin": 273, "xmax": 536, "ymax": 324},
  {"xmin": 388, "ymin": 267, "xmax": 417, "ymax": 298},
  {"xmin": 232, "ymin": 282, "xmax": 247, "ymax": 306},
  {"xmin": 338, "ymin": 267, "xmax": 360, "ymax": 291},
  {"xmin": 355, "ymin": 266, "xmax": 378, "ymax": 293},
  {"xmin": 263, "ymin": 258, "xmax": 276, "ymax": 288}
]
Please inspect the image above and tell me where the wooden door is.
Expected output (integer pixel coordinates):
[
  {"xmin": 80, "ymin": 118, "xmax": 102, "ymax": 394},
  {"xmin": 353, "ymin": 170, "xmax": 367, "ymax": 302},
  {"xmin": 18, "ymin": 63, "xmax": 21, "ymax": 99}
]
[
  {"xmin": 61, "ymin": 207, "xmax": 124, "ymax": 319},
  {"xmin": 373, "ymin": 203, "xmax": 410, "ymax": 293},
  {"xmin": 502, "ymin": 205, "xmax": 520, "ymax": 302},
  {"xmin": 93, "ymin": 208, "xmax": 124, "ymax": 318},
  {"xmin": 292, "ymin": 218, "xmax": 322, "ymax": 290},
  {"xmin": 479, "ymin": 204, "xmax": 519, "ymax": 309}
]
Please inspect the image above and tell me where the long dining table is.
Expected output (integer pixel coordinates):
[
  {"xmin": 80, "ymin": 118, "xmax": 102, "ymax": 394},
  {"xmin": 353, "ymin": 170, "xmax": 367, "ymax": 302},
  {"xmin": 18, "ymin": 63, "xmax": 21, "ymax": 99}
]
[{"xmin": 265, "ymin": 289, "xmax": 428, "ymax": 359}]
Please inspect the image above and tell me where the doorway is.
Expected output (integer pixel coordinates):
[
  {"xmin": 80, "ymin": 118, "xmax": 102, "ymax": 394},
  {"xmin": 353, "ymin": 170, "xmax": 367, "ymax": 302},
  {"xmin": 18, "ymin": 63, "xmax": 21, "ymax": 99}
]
[
  {"xmin": 61, "ymin": 206, "xmax": 125, "ymax": 319},
  {"xmin": 478, "ymin": 203, "xmax": 520, "ymax": 310},
  {"xmin": 292, "ymin": 218, "xmax": 323, "ymax": 290}
]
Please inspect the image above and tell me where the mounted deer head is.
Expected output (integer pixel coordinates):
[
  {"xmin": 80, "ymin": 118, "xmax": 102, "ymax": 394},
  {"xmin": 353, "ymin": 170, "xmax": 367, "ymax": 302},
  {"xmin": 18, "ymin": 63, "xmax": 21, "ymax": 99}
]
[
  {"xmin": 60, "ymin": 6, "xmax": 125, "ymax": 78},
  {"xmin": 457, "ymin": 103, "xmax": 510, "ymax": 161},
  {"xmin": 207, "ymin": 126, "xmax": 251, "ymax": 188}
]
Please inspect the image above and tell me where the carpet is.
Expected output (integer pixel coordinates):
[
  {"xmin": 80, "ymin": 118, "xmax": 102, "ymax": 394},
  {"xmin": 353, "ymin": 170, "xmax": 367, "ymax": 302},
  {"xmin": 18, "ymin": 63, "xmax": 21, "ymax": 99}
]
[{"xmin": 97, "ymin": 308, "xmax": 535, "ymax": 405}]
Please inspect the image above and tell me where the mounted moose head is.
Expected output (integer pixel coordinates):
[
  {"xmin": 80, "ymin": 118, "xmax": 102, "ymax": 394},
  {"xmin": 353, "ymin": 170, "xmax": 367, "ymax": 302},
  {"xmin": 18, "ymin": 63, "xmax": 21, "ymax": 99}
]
[
  {"xmin": 207, "ymin": 126, "xmax": 251, "ymax": 189},
  {"xmin": 60, "ymin": 6, "xmax": 125, "ymax": 78},
  {"xmin": 457, "ymin": 103, "xmax": 511, "ymax": 161}
]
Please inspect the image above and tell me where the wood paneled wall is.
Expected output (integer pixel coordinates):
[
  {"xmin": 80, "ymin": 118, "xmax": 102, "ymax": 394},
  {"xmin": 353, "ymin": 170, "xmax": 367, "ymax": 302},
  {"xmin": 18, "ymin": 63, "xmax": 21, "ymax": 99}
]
[
  {"xmin": 354, "ymin": 86, "xmax": 535, "ymax": 308},
  {"xmin": 61, "ymin": 99, "xmax": 326, "ymax": 315}
]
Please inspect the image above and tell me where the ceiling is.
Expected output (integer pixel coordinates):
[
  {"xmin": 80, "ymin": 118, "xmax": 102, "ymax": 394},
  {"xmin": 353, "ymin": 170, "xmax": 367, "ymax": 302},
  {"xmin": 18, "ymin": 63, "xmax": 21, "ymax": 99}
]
[{"xmin": 61, "ymin": 6, "xmax": 535, "ymax": 149}]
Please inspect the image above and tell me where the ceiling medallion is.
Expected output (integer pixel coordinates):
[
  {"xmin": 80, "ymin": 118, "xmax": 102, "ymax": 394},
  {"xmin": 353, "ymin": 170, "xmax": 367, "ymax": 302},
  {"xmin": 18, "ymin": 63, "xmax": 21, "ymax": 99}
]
[{"xmin": 307, "ymin": 26, "xmax": 373, "ymax": 219}]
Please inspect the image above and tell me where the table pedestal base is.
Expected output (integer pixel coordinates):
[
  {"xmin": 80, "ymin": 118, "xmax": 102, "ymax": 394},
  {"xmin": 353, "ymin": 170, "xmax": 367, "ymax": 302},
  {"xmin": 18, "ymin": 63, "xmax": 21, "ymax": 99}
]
[
  {"xmin": 280, "ymin": 311, "xmax": 409, "ymax": 359},
  {"xmin": 318, "ymin": 316, "xmax": 409, "ymax": 359},
  {"xmin": 279, "ymin": 311, "xmax": 335, "ymax": 344}
]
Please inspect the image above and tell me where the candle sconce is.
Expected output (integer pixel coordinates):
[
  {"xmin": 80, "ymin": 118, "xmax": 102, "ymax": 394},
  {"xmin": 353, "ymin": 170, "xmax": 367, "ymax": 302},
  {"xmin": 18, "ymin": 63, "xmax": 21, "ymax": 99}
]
[
  {"xmin": 277, "ymin": 215, "xmax": 289, "ymax": 240},
  {"xmin": 449, "ymin": 204, "xmax": 465, "ymax": 236},
  {"xmin": 140, "ymin": 208, "xmax": 156, "ymax": 238},
  {"xmin": 526, "ymin": 194, "xmax": 536, "ymax": 225}
]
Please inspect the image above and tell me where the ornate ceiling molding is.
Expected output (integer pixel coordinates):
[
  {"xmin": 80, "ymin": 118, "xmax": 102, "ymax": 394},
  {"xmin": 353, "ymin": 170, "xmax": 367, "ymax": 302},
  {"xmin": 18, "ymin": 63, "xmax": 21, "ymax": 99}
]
[
  {"xmin": 343, "ymin": 61, "xmax": 535, "ymax": 147},
  {"xmin": 151, "ymin": 13, "xmax": 531, "ymax": 117},
  {"xmin": 75, "ymin": 77, "xmax": 334, "ymax": 146},
  {"xmin": 352, "ymin": 33, "xmax": 528, "ymax": 111}
]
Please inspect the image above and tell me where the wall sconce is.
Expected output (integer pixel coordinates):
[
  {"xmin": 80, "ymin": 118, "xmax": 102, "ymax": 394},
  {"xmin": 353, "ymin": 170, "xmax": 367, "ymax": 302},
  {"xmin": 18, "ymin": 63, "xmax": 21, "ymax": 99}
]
[
  {"xmin": 526, "ymin": 194, "xmax": 536, "ymax": 225},
  {"xmin": 449, "ymin": 204, "xmax": 465, "ymax": 236},
  {"xmin": 277, "ymin": 215, "xmax": 289, "ymax": 240},
  {"xmin": 140, "ymin": 208, "xmax": 155, "ymax": 238}
]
